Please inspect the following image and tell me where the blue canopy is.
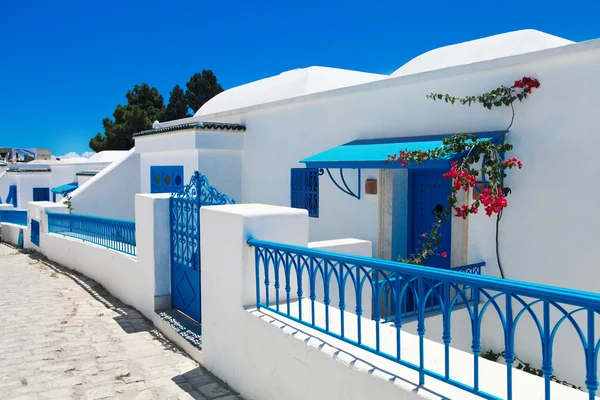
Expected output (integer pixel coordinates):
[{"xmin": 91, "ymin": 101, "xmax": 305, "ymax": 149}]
[
  {"xmin": 301, "ymin": 131, "xmax": 505, "ymax": 169},
  {"xmin": 51, "ymin": 182, "xmax": 78, "ymax": 194}
]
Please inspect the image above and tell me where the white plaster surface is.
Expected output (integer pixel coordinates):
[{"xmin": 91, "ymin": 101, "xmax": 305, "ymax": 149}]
[
  {"xmin": 67, "ymin": 149, "xmax": 140, "ymax": 220},
  {"xmin": 391, "ymin": 30, "xmax": 573, "ymax": 77},
  {"xmin": 195, "ymin": 66, "xmax": 386, "ymax": 117}
]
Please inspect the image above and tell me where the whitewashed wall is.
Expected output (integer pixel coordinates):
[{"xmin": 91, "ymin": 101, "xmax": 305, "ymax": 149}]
[
  {"xmin": 16, "ymin": 172, "xmax": 52, "ymax": 207},
  {"xmin": 0, "ymin": 172, "xmax": 15, "ymax": 205},
  {"xmin": 136, "ymin": 130, "xmax": 244, "ymax": 202},
  {"xmin": 199, "ymin": 204, "xmax": 589, "ymax": 400},
  {"xmin": 68, "ymin": 149, "xmax": 140, "ymax": 220}
]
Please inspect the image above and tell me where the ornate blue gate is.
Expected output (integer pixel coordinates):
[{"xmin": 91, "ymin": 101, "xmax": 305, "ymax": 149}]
[{"xmin": 170, "ymin": 171, "xmax": 235, "ymax": 322}]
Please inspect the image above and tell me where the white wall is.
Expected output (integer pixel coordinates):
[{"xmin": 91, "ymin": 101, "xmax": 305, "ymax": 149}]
[
  {"xmin": 136, "ymin": 130, "xmax": 243, "ymax": 202},
  {"xmin": 68, "ymin": 149, "xmax": 140, "ymax": 220},
  {"xmin": 76, "ymin": 174, "xmax": 94, "ymax": 186},
  {"xmin": 199, "ymin": 204, "xmax": 590, "ymax": 400},
  {"xmin": 16, "ymin": 173, "xmax": 52, "ymax": 207}
]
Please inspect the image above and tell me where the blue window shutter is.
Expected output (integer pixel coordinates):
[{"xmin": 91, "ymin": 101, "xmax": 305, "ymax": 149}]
[
  {"xmin": 291, "ymin": 168, "xmax": 319, "ymax": 217},
  {"xmin": 32, "ymin": 187, "xmax": 50, "ymax": 202},
  {"xmin": 150, "ymin": 166, "xmax": 184, "ymax": 194}
]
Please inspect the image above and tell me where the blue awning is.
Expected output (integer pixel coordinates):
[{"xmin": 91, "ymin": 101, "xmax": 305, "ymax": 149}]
[
  {"xmin": 51, "ymin": 182, "xmax": 78, "ymax": 194},
  {"xmin": 301, "ymin": 131, "xmax": 505, "ymax": 169}
]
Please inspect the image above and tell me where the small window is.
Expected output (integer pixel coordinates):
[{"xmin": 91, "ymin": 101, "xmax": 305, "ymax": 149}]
[
  {"xmin": 150, "ymin": 166, "xmax": 184, "ymax": 194},
  {"xmin": 290, "ymin": 168, "xmax": 319, "ymax": 217},
  {"xmin": 32, "ymin": 187, "xmax": 50, "ymax": 202}
]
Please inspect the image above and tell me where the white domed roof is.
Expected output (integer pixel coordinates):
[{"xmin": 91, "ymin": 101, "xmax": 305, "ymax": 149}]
[
  {"xmin": 88, "ymin": 151, "xmax": 129, "ymax": 163},
  {"xmin": 195, "ymin": 66, "xmax": 386, "ymax": 116},
  {"xmin": 391, "ymin": 30, "xmax": 574, "ymax": 78}
]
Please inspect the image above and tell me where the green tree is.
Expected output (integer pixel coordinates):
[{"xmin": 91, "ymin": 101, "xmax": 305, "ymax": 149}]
[
  {"xmin": 185, "ymin": 70, "xmax": 224, "ymax": 112},
  {"xmin": 89, "ymin": 84, "xmax": 164, "ymax": 152},
  {"xmin": 161, "ymin": 84, "xmax": 190, "ymax": 121}
]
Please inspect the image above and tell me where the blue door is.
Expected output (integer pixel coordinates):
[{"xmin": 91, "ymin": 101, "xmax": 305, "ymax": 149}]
[
  {"xmin": 409, "ymin": 170, "xmax": 452, "ymax": 268},
  {"xmin": 170, "ymin": 172, "xmax": 235, "ymax": 323}
]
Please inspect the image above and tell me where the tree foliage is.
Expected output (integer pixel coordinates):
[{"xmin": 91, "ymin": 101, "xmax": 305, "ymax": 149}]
[
  {"xmin": 162, "ymin": 84, "xmax": 190, "ymax": 121},
  {"xmin": 185, "ymin": 70, "xmax": 223, "ymax": 112},
  {"xmin": 89, "ymin": 84, "xmax": 164, "ymax": 152},
  {"xmin": 89, "ymin": 70, "xmax": 223, "ymax": 152}
]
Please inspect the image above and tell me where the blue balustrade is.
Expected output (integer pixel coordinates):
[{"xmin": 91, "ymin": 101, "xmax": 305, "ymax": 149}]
[
  {"xmin": 47, "ymin": 212, "xmax": 136, "ymax": 256},
  {"xmin": 249, "ymin": 239, "xmax": 600, "ymax": 400},
  {"xmin": 0, "ymin": 209, "xmax": 27, "ymax": 226}
]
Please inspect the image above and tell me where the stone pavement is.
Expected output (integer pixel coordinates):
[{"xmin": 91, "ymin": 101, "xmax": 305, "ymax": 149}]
[{"xmin": 0, "ymin": 244, "xmax": 242, "ymax": 400}]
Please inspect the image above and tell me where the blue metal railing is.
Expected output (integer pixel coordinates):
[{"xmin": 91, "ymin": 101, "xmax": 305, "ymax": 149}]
[
  {"xmin": 0, "ymin": 209, "xmax": 27, "ymax": 226},
  {"xmin": 380, "ymin": 262, "xmax": 481, "ymax": 322},
  {"xmin": 47, "ymin": 212, "xmax": 136, "ymax": 256},
  {"xmin": 249, "ymin": 239, "xmax": 600, "ymax": 400}
]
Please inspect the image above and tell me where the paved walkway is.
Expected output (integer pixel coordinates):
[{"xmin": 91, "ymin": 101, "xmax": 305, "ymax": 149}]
[{"xmin": 0, "ymin": 244, "xmax": 241, "ymax": 400}]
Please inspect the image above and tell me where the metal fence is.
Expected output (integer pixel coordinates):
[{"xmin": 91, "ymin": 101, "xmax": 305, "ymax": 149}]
[
  {"xmin": 47, "ymin": 212, "xmax": 136, "ymax": 256},
  {"xmin": 249, "ymin": 239, "xmax": 600, "ymax": 400},
  {"xmin": 0, "ymin": 209, "xmax": 27, "ymax": 226}
]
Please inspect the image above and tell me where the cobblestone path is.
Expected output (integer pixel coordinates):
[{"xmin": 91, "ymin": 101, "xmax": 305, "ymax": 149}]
[{"xmin": 0, "ymin": 244, "xmax": 241, "ymax": 400}]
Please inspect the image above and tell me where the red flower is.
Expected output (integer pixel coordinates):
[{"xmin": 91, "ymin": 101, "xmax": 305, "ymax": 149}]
[{"xmin": 441, "ymin": 252, "xmax": 447, "ymax": 258}]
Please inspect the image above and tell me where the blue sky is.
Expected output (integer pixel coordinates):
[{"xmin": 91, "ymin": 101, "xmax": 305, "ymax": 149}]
[{"xmin": 0, "ymin": 0, "xmax": 599, "ymax": 156}]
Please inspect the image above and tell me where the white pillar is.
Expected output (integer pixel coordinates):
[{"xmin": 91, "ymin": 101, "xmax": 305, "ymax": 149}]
[
  {"xmin": 200, "ymin": 204, "xmax": 308, "ymax": 386},
  {"xmin": 135, "ymin": 193, "xmax": 171, "ymax": 313}
]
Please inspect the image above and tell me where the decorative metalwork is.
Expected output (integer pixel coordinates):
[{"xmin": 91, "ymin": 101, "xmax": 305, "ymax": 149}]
[
  {"xmin": 0, "ymin": 209, "xmax": 27, "ymax": 226},
  {"xmin": 47, "ymin": 212, "xmax": 136, "ymax": 255},
  {"xmin": 290, "ymin": 168, "xmax": 319, "ymax": 217},
  {"xmin": 320, "ymin": 168, "xmax": 361, "ymax": 200},
  {"xmin": 170, "ymin": 171, "xmax": 235, "ymax": 323},
  {"xmin": 249, "ymin": 239, "xmax": 600, "ymax": 400},
  {"xmin": 30, "ymin": 219, "xmax": 40, "ymax": 247}
]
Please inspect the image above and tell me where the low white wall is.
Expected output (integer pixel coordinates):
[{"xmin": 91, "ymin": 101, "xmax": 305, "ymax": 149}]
[
  {"xmin": 68, "ymin": 149, "xmax": 140, "ymax": 220},
  {"xmin": 0, "ymin": 223, "xmax": 25, "ymax": 247},
  {"xmin": 199, "ymin": 204, "xmax": 591, "ymax": 400}
]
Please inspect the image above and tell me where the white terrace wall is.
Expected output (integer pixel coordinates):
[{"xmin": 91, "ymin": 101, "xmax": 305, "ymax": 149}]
[
  {"xmin": 14, "ymin": 172, "xmax": 52, "ymax": 207},
  {"xmin": 68, "ymin": 149, "xmax": 140, "ymax": 220},
  {"xmin": 135, "ymin": 129, "xmax": 244, "ymax": 202},
  {"xmin": 199, "ymin": 204, "xmax": 591, "ymax": 400}
]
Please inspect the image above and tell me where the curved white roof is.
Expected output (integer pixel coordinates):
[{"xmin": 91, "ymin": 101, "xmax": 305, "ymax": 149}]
[
  {"xmin": 88, "ymin": 151, "xmax": 129, "ymax": 163},
  {"xmin": 195, "ymin": 66, "xmax": 386, "ymax": 116},
  {"xmin": 391, "ymin": 30, "xmax": 574, "ymax": 78}
]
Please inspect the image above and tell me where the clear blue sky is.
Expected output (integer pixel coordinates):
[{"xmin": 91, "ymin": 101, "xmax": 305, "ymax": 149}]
[{"xmin": 1, "ymin": 0, "xmax": 598, "ymax": 156}]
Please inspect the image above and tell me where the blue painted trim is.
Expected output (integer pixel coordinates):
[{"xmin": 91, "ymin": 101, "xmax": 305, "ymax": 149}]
[
  {"xmin": 345, "ymin": 130, "xmax": 506, "ymax": 146},
  {"xmin": 0, "ymin": 209, "xmax": 27, "ymax": 226},
  {"xmin": 51, "ymin": 182, "xmax": 78, "ymax": 194},
  {"xmin": 304, "ymin": 159, "xmax": 452, "ymax": 170}
]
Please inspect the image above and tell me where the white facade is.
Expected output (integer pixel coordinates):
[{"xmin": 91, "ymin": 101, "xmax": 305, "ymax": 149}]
[{"xmin": 0, "ymin": 151, "xmax": 128, "ymax": 210}]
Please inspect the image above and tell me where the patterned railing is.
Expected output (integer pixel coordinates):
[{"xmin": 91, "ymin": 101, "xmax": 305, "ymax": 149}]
[
  {"xmin": 380, "ymin": 262, "xmax": 481, "ymax": 322},
  {"xmin": 0, "ymin": 209, "xmax": 27, "ymax": 226},
  {"xmin": 47, "ymin": 212, "xmax": 136, "ymax": 256},
  {"xmin": 249, "ymin": 239, "xmax": 600, "ymax": 400}
]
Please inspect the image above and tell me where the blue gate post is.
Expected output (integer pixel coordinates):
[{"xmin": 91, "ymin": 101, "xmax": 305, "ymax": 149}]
[{"xmin": 170, "ymin": 171, "xmax": 235, "ymax": 323}]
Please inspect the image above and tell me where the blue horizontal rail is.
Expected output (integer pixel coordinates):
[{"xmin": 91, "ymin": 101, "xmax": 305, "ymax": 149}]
[
  {"xmin": 47, "ymin": 212, "xmax": 136, "ymax": 256},
  {"xmin": 0, "ymin": 209, "xmax": 27, "ymax": 226},
  {"xmin": 249, "ymin": 239, "xmax": 600, "ymax": 400}
]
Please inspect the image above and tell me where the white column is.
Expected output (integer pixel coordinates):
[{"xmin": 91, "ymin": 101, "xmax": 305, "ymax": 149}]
[
  {"xmin": 135, "ymin": 193, "xmax": 171, "ymax": 313},
  {"xmin": 200, "ymin": 204, "xmax": 308, "ymax": 384}
]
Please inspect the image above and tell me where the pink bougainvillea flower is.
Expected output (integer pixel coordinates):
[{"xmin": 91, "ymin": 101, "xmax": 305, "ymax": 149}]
[
  {"xmin": 420, "ymin": 233, "xmax": 427, "ymax": 238},
  {"xmin": 441, "ymin": 252, "xmax": 447, "ymax": 258}
]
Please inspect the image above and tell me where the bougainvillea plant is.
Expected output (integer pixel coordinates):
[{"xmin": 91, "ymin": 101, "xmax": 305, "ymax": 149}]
[{"xmin": 386, "ymin": 77, "xmax": 540, "ymax": 266}]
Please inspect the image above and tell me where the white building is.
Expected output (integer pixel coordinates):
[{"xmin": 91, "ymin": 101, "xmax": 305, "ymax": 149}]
[{"xmin": 0, "ymin": 151, "xmax": 128, "ymax": 208}]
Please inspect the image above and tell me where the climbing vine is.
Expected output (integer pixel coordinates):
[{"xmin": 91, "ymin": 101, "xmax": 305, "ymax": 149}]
[
  {"xmin": 61, "ymin": 190, "xmax": 74, "ymax": 214},
  {"xmin": 386, "ymin": 77, "xmax": 540, "ymax": 266}
]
